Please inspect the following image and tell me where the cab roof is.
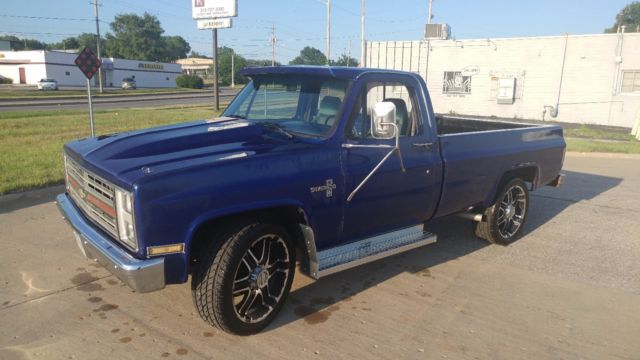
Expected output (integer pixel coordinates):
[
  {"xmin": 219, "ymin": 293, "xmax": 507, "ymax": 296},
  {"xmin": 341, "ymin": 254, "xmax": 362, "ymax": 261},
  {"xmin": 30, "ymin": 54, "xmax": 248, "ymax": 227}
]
[{"xmin": 239, "ymin": 65, "xmax": 417, "ymax": 81}]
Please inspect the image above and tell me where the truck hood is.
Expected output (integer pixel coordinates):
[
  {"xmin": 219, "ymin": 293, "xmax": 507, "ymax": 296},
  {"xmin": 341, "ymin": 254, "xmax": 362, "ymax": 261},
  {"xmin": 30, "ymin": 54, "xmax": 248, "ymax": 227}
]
[{"xmin": 64, "ymin": 118, "xmax": 297, "ymax": 188}]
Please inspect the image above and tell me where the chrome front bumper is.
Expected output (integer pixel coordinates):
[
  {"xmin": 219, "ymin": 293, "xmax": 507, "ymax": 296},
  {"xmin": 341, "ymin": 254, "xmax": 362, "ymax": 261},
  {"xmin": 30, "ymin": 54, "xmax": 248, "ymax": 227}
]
[{"xmin": 56, "ymin": 193, "xmax": 165, "ymax": 293}]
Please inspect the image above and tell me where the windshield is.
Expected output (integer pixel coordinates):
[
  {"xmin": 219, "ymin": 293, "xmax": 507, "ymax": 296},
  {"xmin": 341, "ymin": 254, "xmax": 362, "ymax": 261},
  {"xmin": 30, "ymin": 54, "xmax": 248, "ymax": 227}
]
[{"xmin": 223, "ymin": 75, "xmax": 349, "ymax": 138}]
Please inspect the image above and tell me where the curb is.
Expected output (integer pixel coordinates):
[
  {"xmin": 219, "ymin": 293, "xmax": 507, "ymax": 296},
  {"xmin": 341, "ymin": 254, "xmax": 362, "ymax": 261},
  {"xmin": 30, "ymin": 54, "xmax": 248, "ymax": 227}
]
[
  {"xmin": 0, "ymin": 92, "xmax": 236, "ymax": 108},
  {"xmin": 0, "ymin": 184, "xmax": 65, "ymax": 212},
  {"xmin": 565, "ymin": 151, "xmax": 640, "ymax": 159}
]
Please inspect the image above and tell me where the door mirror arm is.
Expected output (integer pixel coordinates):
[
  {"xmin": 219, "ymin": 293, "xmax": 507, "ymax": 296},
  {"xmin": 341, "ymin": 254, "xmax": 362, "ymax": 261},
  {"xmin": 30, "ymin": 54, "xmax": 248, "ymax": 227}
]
[{"xmin": 343, "ymin": 102, "xmax": 406, "ymax": 202}]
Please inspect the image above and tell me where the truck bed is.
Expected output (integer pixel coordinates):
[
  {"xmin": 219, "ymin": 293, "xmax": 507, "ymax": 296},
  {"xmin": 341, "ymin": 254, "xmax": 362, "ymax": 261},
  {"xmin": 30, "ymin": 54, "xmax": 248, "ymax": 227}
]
[
  {"xmin": 435, "ymin": 115, "xmax": 536, "ymax": 135},
  {"xmin": 433, "ymin": 115, "xmax": 565, "ymax": 219}
]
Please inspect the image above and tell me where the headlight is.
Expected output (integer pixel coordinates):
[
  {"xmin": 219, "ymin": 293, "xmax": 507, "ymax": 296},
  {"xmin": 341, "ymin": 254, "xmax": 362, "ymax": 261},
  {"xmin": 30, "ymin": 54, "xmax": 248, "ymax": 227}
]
[{"xmin": 115, "ymin": 189, "xmax": 138, "ymax": 251}]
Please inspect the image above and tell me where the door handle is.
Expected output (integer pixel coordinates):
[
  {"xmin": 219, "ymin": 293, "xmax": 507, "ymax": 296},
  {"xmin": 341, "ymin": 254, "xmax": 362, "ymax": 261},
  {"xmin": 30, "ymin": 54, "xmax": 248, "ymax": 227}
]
[{"xmin": 412, "ymin": 142, "xmax": 434, "ymax": 149}]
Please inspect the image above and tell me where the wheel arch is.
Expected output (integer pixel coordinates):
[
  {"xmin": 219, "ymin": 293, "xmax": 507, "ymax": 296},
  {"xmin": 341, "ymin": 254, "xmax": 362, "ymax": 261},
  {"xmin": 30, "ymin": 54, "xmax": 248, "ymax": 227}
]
[
  {"xmin": 484, "ymin": 163, "xmax": 539, "ymax": 207},
  {"xmin": 186, "ymin": 202, "xmax": 316, "ymax": 279}
]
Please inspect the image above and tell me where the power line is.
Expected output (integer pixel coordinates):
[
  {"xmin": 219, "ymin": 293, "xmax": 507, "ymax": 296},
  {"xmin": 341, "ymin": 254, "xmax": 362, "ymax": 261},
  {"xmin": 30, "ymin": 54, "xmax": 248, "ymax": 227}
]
[{"xmin": 0, "ymin": 14, "xmax": 106, "ymax": 22}]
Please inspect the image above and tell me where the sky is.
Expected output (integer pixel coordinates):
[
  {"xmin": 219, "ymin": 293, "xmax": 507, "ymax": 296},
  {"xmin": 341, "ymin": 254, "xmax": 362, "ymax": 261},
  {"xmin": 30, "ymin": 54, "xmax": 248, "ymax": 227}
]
[{"xmin": 0, "ymin": 0, "xmax": 631, "ymax": 64}]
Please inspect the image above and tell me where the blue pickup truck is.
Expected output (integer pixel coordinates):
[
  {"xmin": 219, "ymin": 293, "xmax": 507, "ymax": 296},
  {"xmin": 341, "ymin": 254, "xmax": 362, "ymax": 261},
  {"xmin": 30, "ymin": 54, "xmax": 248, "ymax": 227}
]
[{"xmin": 57, "ymin": 66, "xmax": 565, "ymax": 335}]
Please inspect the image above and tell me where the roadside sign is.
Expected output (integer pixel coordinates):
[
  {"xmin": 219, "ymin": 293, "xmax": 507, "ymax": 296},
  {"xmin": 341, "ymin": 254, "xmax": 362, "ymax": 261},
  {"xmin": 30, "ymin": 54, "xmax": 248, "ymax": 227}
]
[
  {"xmin": 75, "ymin": 47, "xmax": 100, "ymax": 136},
  {"xmin": 74, "ymin": 47, "xmax": 102, "ymax": 79},
  {"xmin": 192, "ymin": 0, "xmax": 237, "ymax": 19},
  {"xmin": 197, "ymin": 18, "xmax": 232, "ymax": 30}
]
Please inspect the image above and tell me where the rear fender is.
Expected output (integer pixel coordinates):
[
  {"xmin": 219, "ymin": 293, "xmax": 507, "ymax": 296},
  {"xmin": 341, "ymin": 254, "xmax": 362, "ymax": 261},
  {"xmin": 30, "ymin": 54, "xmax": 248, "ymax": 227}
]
[{"xmin": 483, "ymin": 163, "xmax": 540, "ymax": 207}]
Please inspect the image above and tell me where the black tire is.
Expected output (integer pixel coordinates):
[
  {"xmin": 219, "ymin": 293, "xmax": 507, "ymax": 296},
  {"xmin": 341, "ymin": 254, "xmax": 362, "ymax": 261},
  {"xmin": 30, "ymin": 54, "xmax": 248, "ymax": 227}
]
[
  {"xmin": 475, "ymin": 178, "xmax": 529, "ymax": 245},
  {"xmin": 191, "ymin": 221, "xmax": 296, "ymax": 335}
]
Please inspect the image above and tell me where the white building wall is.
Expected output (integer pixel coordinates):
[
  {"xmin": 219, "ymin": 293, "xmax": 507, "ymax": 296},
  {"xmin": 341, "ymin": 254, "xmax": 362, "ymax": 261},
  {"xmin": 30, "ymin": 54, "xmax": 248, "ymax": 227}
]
[
  {"xmin": 106, "ymin": 58, "xmax": 181, "ymax": 88},
  {"xmin": 0, "ymin": 50, "xmax": 48, "ymax": 84},
  {"xmin": 367, "ymin": 33, "xmax": 640, "ymax": 128},
  {"xmin": 44, "ymin": 51, "xmax": 93, "ymax": 86},
  {"xmin": 0, "ymin": 50, "xmax": 182, "ymax": 88}
]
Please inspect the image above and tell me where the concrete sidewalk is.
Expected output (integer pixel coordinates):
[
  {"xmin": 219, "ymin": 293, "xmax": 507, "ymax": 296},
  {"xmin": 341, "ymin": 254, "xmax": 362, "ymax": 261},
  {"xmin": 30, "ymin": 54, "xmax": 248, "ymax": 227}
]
[{"xmin": 1, "ymin": 154, "xmax": 639, "ymax": 359}]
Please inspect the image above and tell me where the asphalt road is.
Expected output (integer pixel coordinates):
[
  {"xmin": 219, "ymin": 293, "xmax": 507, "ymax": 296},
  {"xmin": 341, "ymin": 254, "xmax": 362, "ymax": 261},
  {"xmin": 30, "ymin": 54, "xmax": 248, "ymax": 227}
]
[
  {"xmin": 1, "ymin": 153, "xmax": 639, "ymax": 359},
  {"xmin": 0, "ymin": 89, "xmax": 238, "ymax": 111}
]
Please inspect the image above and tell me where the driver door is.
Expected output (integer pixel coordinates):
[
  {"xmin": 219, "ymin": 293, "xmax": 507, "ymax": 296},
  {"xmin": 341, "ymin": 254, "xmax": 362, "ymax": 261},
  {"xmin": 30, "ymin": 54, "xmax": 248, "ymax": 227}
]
[{"xmin": 340, "ymin": 74, "xmax": 441, "ymax": 242}]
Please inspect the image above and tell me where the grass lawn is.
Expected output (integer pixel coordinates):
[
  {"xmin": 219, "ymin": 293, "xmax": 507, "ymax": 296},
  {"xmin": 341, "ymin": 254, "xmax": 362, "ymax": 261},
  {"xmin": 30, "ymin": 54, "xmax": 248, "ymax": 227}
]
[
  {"xmin": 0, "ymin": 87, "xmax": 206, "ymax": 100},
  {"xmin": 1, "ymin": 110, "xmax": 639, "ymax": 195},
  {"xmin": 565, "ymin": 138, "xmax": 640, "ymax": 154},
  {"xmin": 0, "ymin": 105, "xmax": 220, "ymax": 195},
  {"xmin": 563, "ymin": 124, "xmax": 637, "ymax": 141}
]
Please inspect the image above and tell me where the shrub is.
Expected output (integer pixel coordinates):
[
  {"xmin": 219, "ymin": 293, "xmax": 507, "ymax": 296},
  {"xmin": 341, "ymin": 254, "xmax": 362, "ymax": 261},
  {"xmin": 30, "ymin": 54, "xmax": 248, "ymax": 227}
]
[
  {"xmin": 0, "ymin": 77, "xmax": 13, "ymax": 84},
  {"xmin": 176, "ymin": 74, "xmax": 203, "ymax": 89}
]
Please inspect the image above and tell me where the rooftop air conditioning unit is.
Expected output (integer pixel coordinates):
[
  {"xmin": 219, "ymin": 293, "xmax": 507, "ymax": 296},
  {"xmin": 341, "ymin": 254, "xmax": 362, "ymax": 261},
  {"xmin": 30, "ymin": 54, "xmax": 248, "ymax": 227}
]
[{"xmin": 425, "ymin": 23, "xmax": 450, "ymax": 40}]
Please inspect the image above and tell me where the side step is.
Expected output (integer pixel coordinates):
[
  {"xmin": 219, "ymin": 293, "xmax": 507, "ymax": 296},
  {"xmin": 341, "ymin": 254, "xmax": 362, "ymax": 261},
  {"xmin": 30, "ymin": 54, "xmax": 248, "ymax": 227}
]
[{"xmin": 316, "ymin": 225, "xmax": 436, "ymax": 278}]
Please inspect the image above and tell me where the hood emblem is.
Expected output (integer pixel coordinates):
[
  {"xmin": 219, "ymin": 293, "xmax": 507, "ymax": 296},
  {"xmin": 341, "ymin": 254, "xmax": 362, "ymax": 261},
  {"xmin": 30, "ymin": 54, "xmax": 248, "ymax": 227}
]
[{"xmin": 310, "ymin": 179, "xmax": 336, "ymax": 198}]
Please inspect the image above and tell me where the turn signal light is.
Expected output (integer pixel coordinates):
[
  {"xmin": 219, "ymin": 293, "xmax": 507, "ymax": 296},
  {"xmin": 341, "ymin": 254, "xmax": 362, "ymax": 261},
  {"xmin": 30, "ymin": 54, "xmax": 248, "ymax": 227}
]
[{"xmin": 147, "ymin": 244, "xmax": 185, "ymax": 257}]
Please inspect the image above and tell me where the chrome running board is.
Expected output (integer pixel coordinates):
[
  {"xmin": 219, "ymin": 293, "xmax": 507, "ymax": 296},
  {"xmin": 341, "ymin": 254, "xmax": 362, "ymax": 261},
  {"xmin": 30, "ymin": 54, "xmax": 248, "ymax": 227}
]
[{"xmin": 308, "ymin": 225, "xmax": 436, "ymax": 279}]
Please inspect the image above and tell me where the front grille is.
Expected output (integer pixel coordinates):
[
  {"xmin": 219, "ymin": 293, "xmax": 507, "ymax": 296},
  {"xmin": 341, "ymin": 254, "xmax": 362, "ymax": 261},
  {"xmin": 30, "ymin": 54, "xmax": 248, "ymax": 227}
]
[{"xmin": 65, "ymin": 156, "xmax": 118, "ymax": 239}]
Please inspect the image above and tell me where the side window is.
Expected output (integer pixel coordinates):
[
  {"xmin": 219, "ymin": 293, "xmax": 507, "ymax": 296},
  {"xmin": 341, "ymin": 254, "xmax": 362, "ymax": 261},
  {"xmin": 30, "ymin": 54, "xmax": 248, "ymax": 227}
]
[
  {"xmin": 313, "ymin": 80, "xmax": 348, "ymax": 126},
  {"xmin": 248, "ymin": 82, "xmax": 300, "ymax": 120},
  {"xmin": 347, "ymin": 80, "xmax": 421, "ymax": 139}
]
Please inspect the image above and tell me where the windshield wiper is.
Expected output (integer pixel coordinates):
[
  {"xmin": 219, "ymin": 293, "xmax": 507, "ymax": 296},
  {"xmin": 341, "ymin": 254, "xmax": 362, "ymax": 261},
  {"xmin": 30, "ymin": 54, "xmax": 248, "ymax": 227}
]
[
  {"xmin": 260, "ymin": 122, "xmax": 295, "ymax": 139},
  {"xmin": 225, "ymin": 114, "xmax": 247, "ymax": 119}
]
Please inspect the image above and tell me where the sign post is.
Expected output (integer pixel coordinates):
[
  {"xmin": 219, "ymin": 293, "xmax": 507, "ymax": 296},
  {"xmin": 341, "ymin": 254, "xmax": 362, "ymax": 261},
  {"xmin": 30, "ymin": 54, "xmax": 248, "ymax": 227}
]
[
  {"xmin": 212, "ymin": 29, "xmax": 219, "ymax": 110},
  {"xmin": 87, "ymin": 80, "xmax": 95, "ymax": 136},
  {"xmin": 192, "ymin": 0, "xmax": 237, "ymax": 111},
  {"xmin": 74, "ymin": 47, "xmax": 102, "ymax": 137}
]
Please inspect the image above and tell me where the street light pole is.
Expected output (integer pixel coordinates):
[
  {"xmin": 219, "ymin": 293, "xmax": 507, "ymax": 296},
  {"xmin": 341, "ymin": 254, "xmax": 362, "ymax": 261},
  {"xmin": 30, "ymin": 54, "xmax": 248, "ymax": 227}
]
[
  {"xmin": 326, "ymin": 0, "xmax": 331, "ymax": 65},
  {"xmin": 93, "ymin": 0, "xmax": 104, "ymax": 93},
  {"xmin": 271, "ymin": 23, "xmax": 276, "ymax": 66},
  {"xmin": 231, "ymin": 48, "xmax": 235, "ymax": 87},
  {"xmin": 360, "ymin": 0, "xmax": 365, "ymax": 67},
  {"xmin": 212, "ymin": 29, "xmax": 219, "ymax": 111}
]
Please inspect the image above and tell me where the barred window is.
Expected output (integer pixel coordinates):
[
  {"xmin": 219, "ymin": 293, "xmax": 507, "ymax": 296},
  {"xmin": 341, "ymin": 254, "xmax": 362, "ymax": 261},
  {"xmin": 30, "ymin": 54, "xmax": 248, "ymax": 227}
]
[{"xmin": 621, "ymin": 70, "xmax": 640, "ymax": 93}]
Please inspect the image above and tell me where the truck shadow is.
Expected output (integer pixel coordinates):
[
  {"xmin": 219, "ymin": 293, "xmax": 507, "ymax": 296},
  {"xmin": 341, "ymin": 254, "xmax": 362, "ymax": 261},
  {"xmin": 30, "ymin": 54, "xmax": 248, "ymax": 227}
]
[
  {"xmin": 0, "ymin": 185, "xmax": 64, "ymax": 214},
  {"xmin": 266, "ymin": 169, "xmax": 621, "ymax": 331}
]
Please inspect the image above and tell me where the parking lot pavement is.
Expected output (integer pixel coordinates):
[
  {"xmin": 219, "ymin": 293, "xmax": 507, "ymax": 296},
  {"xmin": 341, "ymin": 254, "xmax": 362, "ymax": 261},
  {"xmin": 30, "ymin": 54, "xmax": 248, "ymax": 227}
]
[{"xmin": 1, "ymin": 153, "xmax": 639, "ymax": 360}]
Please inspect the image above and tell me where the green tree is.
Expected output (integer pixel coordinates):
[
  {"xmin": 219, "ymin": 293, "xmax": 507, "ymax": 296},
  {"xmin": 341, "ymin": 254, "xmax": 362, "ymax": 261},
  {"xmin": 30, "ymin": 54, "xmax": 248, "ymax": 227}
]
[
  {"xmin": 104, "ymin": 13, "xmax": 165, "ymax": 60},
  {"xmin": 331, "ymin": 53, "xmax": 359, "ymax": 67},
  {"xmin": 103, "ymin": 13, "xmax": 190, "ymax": 61},
  {"xmin": 289, "ymin": 46, "xmax": 327, "ymax": 65},
  {"xmin": 75, "ymin": 33, "xmax": 100, "ymax": 53},
  {"xmin": 160, "ymin": 36, "xmax": 191, "ymax": 62},
  {"xmin": 246, "ymin": 59, "xmax": 280, "ymax": 67},
  {"xmin": 216, "ymin": 47, "xmax": 248, "ymax": 86},
  {"xmin": 605, "ymin": 2, "xmax": 640, "ymax": 33},
  {"xmin": 47, "ymin": 37, "xmax": 80, "ymax": 50},
  {"xmin": 0, "ymin": 35, "xmax": 47, "ymax": 50},
  {"xmin": 0, "ymin": 36, "xmax": 21, "ymax": 50},
  {"xmin": 189, "ymin": 51, "xmax": 209, "ymax": 58}
]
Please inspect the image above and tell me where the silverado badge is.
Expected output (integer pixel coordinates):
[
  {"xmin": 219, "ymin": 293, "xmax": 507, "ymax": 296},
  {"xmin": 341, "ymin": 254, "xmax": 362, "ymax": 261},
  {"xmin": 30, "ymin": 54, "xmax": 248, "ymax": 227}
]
[{"xmin": 310, "ymin": 179, "xmax": 336, "ymax": 198}]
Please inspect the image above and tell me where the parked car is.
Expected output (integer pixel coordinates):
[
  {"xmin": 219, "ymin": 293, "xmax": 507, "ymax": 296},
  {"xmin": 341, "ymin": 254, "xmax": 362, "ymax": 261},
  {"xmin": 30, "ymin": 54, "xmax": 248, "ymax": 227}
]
[
  {"xmin": 121, "ymin": 78, "xmax": 136, "ymax": 90},
  {"xmin": 37, "ymin": 78, "xmax": 58, "ymax": 91},
  {"xmin": 57, "ymin": 66, "xmax": 565, "ymax": 335}
]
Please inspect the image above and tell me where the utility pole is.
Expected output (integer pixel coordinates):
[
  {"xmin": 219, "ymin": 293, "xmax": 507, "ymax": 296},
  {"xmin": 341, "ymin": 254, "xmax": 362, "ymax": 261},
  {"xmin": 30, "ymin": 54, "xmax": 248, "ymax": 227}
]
[
  {"xmin": 428, "ymin": 0, "xmax": 433, "ymax": 24},
  {"xmin": 271, "ymin": 23, "xmax": 276, "ymax": 66},
  {"xmin": 348, "ymin": 40, "xmax": 352, "ymax": 67},
  {"xmin": 360, "ymin": 0, "xmax": 365, "ymax": 67},
  {"xmin": 212, "ymin": 29, "xmax": 219, "ymax": 111},
  {"xmin": 326, "ymin": 0, "xmax": 331, "ymax": 65},
  {"xmin": 92, "ymin": 0, "xmax": 104, "ymax": 93},
  {"xmin": 231, "ymin": 48, "xmax": 235, "ymax": 87}
]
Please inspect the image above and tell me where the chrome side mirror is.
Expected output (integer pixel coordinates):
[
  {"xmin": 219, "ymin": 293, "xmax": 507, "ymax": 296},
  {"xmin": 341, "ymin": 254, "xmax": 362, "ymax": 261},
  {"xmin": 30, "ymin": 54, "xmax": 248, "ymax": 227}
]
[
  {"xmin": 343, "ymin": 101, "xmax": 405, "ymax": 202},
  {"xmin": 371, "ymin": 101, "xmax": 397, "ymax": 139}
]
